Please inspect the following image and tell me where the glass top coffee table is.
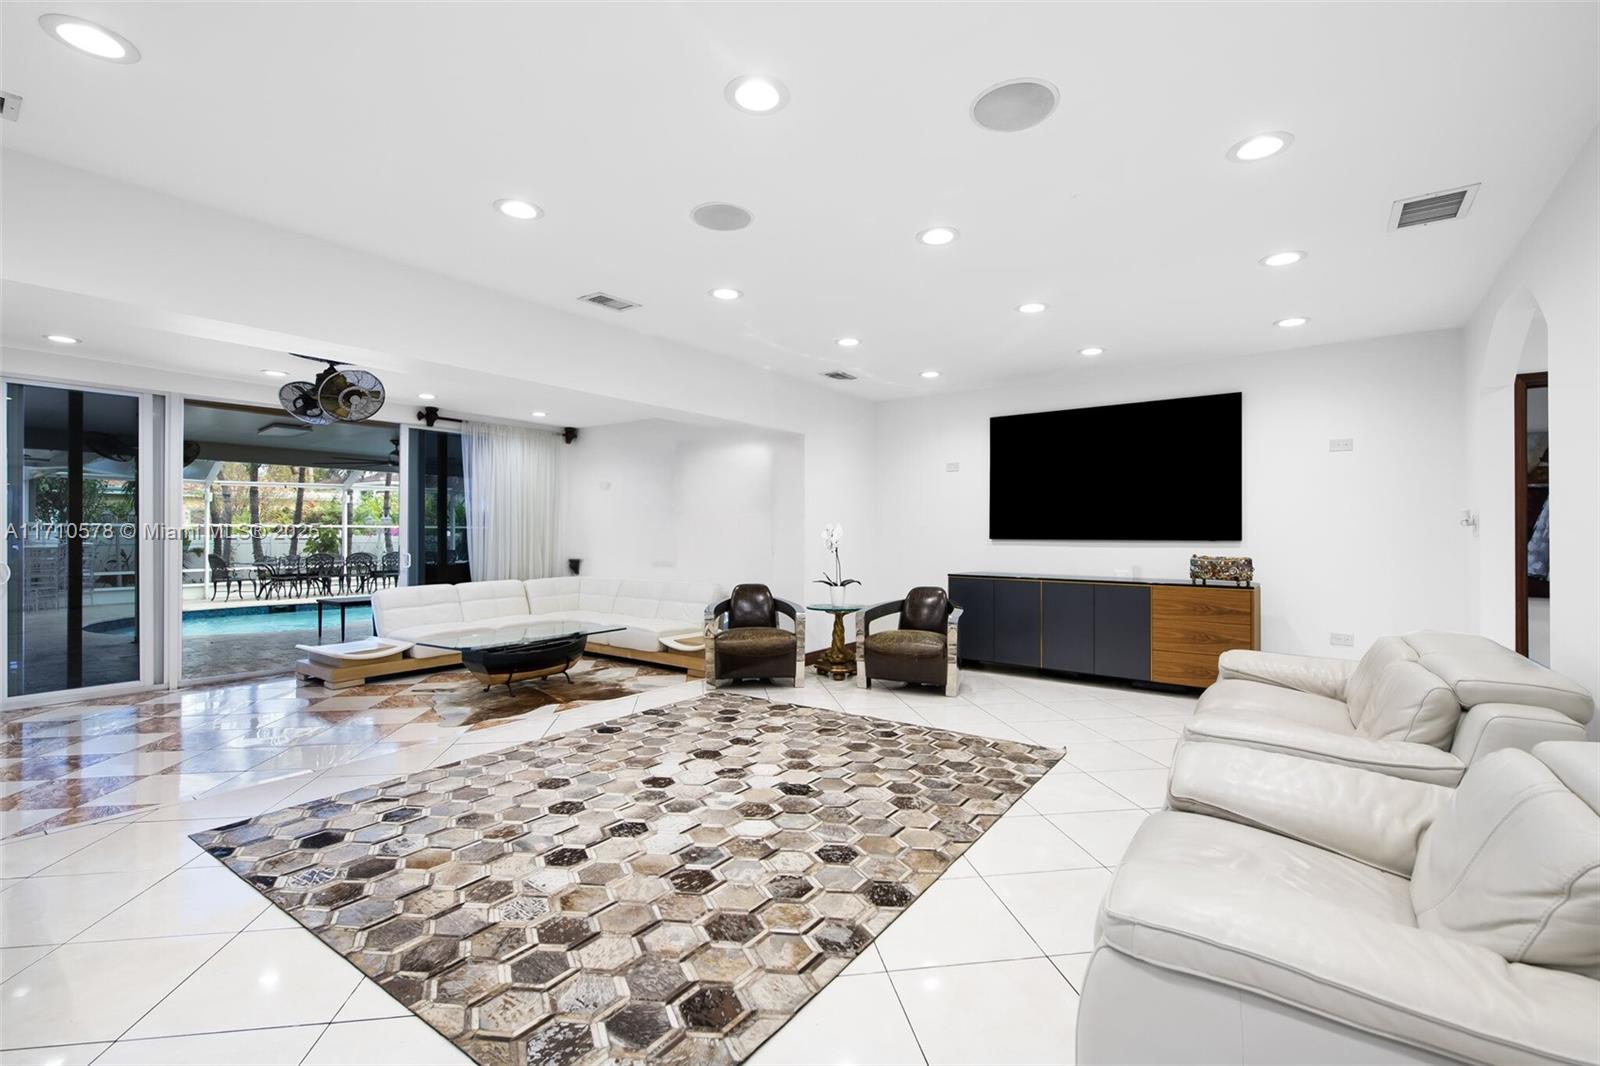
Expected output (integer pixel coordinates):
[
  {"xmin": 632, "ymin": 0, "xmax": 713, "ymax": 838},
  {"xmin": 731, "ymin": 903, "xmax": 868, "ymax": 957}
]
[
  {"xmin": 415, "ymin": 622, "xmax": 624, "ymax": 691},
  {"xmin": 807, "ymin": 603, "xmax": 866, "ymax": 680}
]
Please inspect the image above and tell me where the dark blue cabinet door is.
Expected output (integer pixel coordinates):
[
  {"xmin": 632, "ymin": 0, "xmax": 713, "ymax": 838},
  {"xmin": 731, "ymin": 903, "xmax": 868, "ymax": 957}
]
[
  {"xmin": 1043, "ymin": 582, "xmax": 1095, "ymax": 673},
  {"xmin": 1093, "ymin": 585, "xmax": 1151, "ymax": 680},
  {"xmin": 992, "ymin": 580, "xmax": 1042, "ymax": 668},
  {"xmin": 948, "ymin": 576, "xmax": 993, "ymax": 663}
]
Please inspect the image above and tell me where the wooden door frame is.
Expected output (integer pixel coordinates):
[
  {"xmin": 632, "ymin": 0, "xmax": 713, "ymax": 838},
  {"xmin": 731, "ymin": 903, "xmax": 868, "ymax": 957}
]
[{"xmin": 1513, "ymin": 371, "xmax": 1548, "ymax": 656}]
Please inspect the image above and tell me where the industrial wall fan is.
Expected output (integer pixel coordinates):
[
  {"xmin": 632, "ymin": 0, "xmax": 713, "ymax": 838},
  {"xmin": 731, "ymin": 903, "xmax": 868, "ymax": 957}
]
[{"xmin": 278, "ymin": 354, "xmax": 387, "ymax": 425}]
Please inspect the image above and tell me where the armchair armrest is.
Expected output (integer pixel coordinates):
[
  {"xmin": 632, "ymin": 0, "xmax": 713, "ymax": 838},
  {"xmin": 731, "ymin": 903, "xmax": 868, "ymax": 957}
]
[
  {"xmin": 857, "ymin": 599, "xmax": 902, "ymax": 639},
  {"xmin": 1167, "ymin": 742, "xmax": 1452, "ymax": 876},
  {"xmin": 1450, "ymin": 702, "xmax": 1589, "ymax": 764},
  {"xmin": 1217, "ymin": 649, "xmax": 1356, "ymax": 701},
  {"xmin": 772, "ymin": 596, "xmax": 801, "ymax": 626},
  {"xmin": 704, "ymin": 599, "xmax": 732, "ymax": 630},
  {"xmin": 1181, "ymin": 714, "xmax": 1466, "ymax": 787}
]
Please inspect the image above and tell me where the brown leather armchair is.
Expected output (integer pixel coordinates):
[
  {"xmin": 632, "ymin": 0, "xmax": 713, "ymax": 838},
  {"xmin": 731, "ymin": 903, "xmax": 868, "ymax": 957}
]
[
  {"xmin": 855, "ymin": 586, "xmax": 962, "ymax": 696},
  {"xmin": 704, "ymin": 583, "xmax": 806, "ymax": 687}
]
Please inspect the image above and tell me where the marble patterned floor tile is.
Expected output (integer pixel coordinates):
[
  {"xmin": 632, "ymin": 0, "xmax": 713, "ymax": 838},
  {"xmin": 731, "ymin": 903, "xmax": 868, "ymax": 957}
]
[
  {"xmin": 873, "ymin": 877, "xmax": 1041, "ymax": 971},
  {"xmin": 125, "ymin": 927, "xmax": 367, "ymax": 1038},
  {"xmin": 985, "ymin": 869, "xmax": 1115, "ymax": 954},
  {"xmin": 891, "ymin": 958, "xmax": 1079, "ymax": 1066},
  {"xmin": 0, "ymin": 934, "xmax": 230, "ymax": 1048},
  {"xmin": 960, "ymin": 814, "xmax": 1098, "ymax": 877},
  {"xmin": 90, "ymin": 1024, "xmax": 327, "ymax": 1065},
  {"xmin": 303, "ymin": 1016, "xmax": 471, "ymax": 1065}
]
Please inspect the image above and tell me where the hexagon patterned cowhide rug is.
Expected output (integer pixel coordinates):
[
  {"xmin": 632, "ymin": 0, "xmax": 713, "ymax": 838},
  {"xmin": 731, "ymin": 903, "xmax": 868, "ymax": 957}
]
[{"xmin": 191, "ymin": 691, "xmax": 1064, "ymax": 1065}]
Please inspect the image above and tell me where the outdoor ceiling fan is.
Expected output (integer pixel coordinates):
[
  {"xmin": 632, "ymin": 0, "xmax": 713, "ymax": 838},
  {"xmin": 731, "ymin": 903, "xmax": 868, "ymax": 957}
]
[{"xmin": 278, "ymin": 353, "xmax": 387, "ymax": 426}]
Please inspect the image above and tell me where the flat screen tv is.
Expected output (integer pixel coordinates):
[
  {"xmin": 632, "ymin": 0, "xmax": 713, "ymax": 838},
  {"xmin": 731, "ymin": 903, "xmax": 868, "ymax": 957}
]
[{"xmin": 990, "ymin": 392, "xmax": 1242, "ymax": 541}]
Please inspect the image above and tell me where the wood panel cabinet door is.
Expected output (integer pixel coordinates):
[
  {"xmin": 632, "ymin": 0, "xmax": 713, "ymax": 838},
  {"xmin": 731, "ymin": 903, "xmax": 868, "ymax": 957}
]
[
  {"xmin": 1042, "ymin": 582, "xmax": 1095, "ymax": 674},
  {"xmin": 992, "ymin": 580, "xmax": 1042, "ymax": 668},
  {"xmin": 1093, "ymin": 585, "xmax": 1151, "ymax": 681},
  {"xmin": 1150, "ymin": 586, "xmax": 1257, "ymax": 686},
  {"xmin": 948, "ymin": 576, "xmax": 994, "ymax": 663}
]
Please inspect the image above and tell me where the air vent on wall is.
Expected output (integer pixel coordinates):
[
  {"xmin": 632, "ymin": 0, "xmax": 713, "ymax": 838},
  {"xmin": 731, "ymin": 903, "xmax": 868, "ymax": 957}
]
[
  {"xmin": 821, "ymin": 370, "xmax": 858, "ymax": 381},
  {"xmin": 577, "ymin": 291, "xmax": 641, "ymax": 311},
  {"xmin": 0, "ymin": 91, "xmax": 22, "ymax": 122},
  {"xmin": 1389, "ymin": 184, "xmax": 1480, "ymax": 230}
]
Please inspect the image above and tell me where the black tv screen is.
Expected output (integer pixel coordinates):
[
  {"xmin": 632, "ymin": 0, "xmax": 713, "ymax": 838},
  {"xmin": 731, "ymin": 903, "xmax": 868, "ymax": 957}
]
[{"xmin": 990, "ymin": 392, "xmax": 1242, "ymax": 541}]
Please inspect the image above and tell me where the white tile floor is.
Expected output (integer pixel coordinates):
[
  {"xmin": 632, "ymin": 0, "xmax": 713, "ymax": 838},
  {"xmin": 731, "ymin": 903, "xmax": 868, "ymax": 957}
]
[{"xmin": 0, "ymin": 667, "xmax": 1194, "ymax": 1065}]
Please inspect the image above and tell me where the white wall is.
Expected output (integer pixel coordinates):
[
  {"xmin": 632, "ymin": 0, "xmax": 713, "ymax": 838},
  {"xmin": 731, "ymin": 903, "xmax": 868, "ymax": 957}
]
[
  {"xmin": 1461, "ymin": 131, "xmax": 1598, "ymax": 708},
  {"xmin": 872, "ymin": 330, "xmax": 1472, "ymax": 659},
  {"xmin": 558, "ymin": 419, "xmax": 805, "ymax": 599}
]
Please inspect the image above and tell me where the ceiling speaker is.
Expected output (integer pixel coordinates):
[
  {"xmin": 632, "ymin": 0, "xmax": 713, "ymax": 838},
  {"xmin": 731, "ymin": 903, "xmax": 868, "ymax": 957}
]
[
  {"xmin": 691, "ymin": 202, "xmax": 754, "ymax": 231},
  {"xmin": 971, "ymin": 79, "xmax": 1059, "ymax": 132}
]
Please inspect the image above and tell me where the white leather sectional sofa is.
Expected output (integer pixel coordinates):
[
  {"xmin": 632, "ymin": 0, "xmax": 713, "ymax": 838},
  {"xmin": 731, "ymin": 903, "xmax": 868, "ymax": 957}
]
[
  {"xmin": 1078, "ymin": 739, "xmax": 1600, "ymax": 1066},
  {"xmin": 1183, "ymin": 631, "xmax": 1594, "ymax": 786},
  {"xmin": 371, "ymin": 577, "xmax": 723, "ymax": 667}
]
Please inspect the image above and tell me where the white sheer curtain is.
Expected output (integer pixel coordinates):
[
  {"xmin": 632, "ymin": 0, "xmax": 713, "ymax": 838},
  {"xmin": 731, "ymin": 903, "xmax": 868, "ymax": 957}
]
[{"xmin": 461, "ymin": 420, "xmax": 561, "ymax": 581}]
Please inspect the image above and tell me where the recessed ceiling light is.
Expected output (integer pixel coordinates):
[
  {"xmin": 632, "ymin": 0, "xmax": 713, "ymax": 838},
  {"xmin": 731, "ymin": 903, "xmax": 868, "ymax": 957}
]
[
  {"xmin": 709, "ymin": 287, "xmax": 742, "ymax": 301},
  {"xmin": 920, "ymin": 370, "xmax": 941, "ymax": 379},
  {"xmin": 494, "ymin": 198, "xmax": 542, "ymax": 221},
  {"xmin": 39, "ymin": 14, "xmax": 140, "ymax": 62},
  {"xmin": 418, "ymin": 393, "xmax": 436, "ymax": 400},
  {"xmin": 836, "ymin": 337, "xmax": 860, "ymax": 348},
  {"xmin": 1079, "ymin": 347, "xmax": 1105, "ymax": 357},
  {"xmin": 44, "ymin": 334, "xmax": 81, "ymax": 344},
  {"xmin": 917, "ymin": 227, "xmax": 959, "ymax": 246},
  {"xmin": 1260, "ymin": 250, "xmax": 1306, "ymax": 267},
  {"xmin": 531, "ymin": 411, "xmax": 547, "ymax": 418},
  {"xmin": 1227, "ymin": 131, "xmax": 1294, "ymax": 162},
  {"xmin": 1017, "ymin": 302, "xmax": 1047, "ymax": 314},
  {"xmin": 725, "ymin": 75, "xmax": 788, "ymax": 114},
  {"xmin": 1275, "ymin": 316, "xmax": 1310, "ymax": 328},
  {"xmin": 260, "ymin": 369, "xmax": 288, "ymax": 378}
]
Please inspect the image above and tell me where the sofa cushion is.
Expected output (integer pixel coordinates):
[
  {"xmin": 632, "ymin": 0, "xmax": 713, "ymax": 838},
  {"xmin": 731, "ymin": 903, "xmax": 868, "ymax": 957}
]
[
  {"xmin": 1099, "ymin": 811, "xmax": 1600, "ymax": 1066},
  {"xmin": 1343, "ymin": 636, "xmax": 1420, "ymax": 720},
  {"xmin": 1404, "ymin": 631, "xmax": 1595, "ymax": 724},
  {"xmin": 865, "ymin": 629, "xmax": 945, "ymax": 659},
  {"xmin": 577, "ymin": 578, "xmax": 621, "ymax": 614},
  {"xmin": 524, "ymin": 577, "xmax": 581, "ymax": 616},
  {"xmin": 1411, "ymin": 745, "xmax": 1600, "ymax": 969},
  {"xmin": 456, "ymin": 580, "xmax": 530, "ymax": 622},
  {"xmin": 714, "ymin": 626, "xmax": 794, "ymax": 656},
  {"xmin": 1349, "ymin": 660, "xmax": 1460, "ymax": 746},
  {"xmin": 659, "ymin": 581, "xmax": 722, "ymax": 623},
  {"xmin": 372, "ymin": 585, "xmax": 463, "ymax": 637},
  {"xmin": 1196, "ymin": 678, "xmax": 1355, "ymax": 733}
]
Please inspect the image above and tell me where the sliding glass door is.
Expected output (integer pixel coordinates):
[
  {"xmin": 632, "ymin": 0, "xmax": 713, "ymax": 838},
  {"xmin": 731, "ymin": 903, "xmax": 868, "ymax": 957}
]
[{"xmin": 4, "ymin": 383, "xmax": 145, "ymax": 697}]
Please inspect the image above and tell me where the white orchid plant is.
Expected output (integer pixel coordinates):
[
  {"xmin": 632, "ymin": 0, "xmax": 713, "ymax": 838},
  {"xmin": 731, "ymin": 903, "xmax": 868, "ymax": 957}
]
[{"xmin": 815, "ymin": 523, "xmax": 859, "ymax": 591}]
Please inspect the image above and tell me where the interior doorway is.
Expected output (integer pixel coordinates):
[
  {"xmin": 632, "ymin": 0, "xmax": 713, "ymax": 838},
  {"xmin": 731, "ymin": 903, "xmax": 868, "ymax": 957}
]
[{"xmin": 1513, "ymin": 372, "xmax": 1549, "ymax": 663}]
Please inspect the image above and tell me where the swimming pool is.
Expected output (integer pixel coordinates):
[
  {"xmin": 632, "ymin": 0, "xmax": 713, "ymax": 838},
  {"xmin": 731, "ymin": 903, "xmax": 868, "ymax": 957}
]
[{"xmin": 88, "ymin": 603, "xmax": 375, "ymax": 637}]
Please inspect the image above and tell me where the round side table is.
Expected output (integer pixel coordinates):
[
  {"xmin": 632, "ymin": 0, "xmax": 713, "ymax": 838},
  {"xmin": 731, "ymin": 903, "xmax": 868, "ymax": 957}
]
[{"xmin": 806, "ymin": 603, "xmax": 865, "ymax": 680}]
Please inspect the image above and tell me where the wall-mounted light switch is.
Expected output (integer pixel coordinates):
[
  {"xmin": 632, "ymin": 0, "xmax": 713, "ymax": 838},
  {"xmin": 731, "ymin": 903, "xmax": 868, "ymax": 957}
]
[
  {"xmin": 945, "ymin": 462, "xmax": 960, "ymax": 472},
  {"xmin": 1330, "ymin": 632, "xmax": 1354, "ymax": 647},
  {"xmin": 1329, "ymin": 438, "xmax": 1354, "ymax": 452}
]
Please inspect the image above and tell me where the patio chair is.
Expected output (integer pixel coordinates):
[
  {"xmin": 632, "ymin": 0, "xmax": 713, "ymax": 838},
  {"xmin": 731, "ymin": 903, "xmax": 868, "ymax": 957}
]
[
  {"xmin": 306, "ymin": 553, "xmax": 339, "ymax": 595},
  {"xmin": 378, "ymin": 551, "xmax": 401, "ymax": 588},
  {"xmin": 346, "ymin": 552, "xmax": 377, "ymax": 593},
  {"xmin": 206, "ymin": 553, "xmax": 256, "ymax": 602}
]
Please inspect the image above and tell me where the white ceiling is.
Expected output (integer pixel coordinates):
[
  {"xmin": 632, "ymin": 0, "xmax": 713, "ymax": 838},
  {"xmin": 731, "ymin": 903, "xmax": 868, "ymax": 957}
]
[{"xmin": 1, "ymin": 2, "xmax": 1596, "ymax": 399}]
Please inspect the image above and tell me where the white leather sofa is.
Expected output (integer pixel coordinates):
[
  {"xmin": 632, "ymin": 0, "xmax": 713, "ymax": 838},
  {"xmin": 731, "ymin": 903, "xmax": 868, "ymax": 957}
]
[
  {"xmin": 371, "ymin": 577, "xmax": 723, "ymax": 668},
  {"xmin": 1182, "ymin": 631, "xmax": 1593, "ymax": 786},
  {"xmin": 1077, "ymin": 740, "xmax": 1600, "ymax": 1066}
]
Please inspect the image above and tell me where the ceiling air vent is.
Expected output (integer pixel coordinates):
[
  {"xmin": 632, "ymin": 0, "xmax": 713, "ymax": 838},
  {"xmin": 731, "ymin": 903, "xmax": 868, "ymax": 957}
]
[
  {"xmin": 821, "ymin": 370, "xmax": 858, "ymax": 381},
  {"xmin": 0, "ymin": 91, "xmax": 22, "ymax": 122},
  {"xmin": 1389, "ymin": 184, "xmax": 1480, "ymax": 230},
  {"xmin": 577, "ymin": 291, "xmax": 640, "ymax": 312}
]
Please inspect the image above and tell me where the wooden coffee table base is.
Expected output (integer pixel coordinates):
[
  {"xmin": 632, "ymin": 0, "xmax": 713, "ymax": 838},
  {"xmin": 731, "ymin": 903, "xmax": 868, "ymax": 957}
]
[{"xmin": 815, "ymin": 612, "xmax": 856, "ymax": 680}]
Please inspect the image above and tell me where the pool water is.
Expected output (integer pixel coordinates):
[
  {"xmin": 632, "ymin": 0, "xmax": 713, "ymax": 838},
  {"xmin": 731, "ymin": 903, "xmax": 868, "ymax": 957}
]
[{"xmin": 87, "ymin": 603, "xmax": 375, "ymax": 637}]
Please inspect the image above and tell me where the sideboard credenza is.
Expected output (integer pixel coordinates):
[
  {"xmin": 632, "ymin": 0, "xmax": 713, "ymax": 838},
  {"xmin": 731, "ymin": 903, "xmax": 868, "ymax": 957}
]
[{"xmin": 947, "ymin": 572, "xmax": 1260, "ymax": 689}]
